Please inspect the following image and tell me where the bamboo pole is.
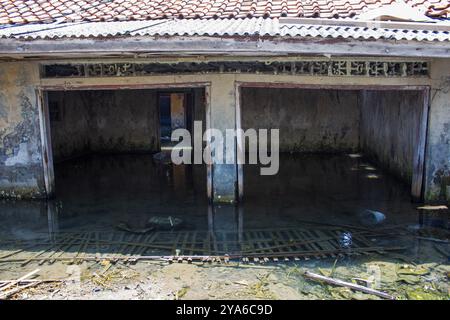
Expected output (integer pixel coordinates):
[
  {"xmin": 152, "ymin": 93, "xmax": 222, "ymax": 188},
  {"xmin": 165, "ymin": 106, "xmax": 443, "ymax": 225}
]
[
  {"xmin": 0, "ymin": 281, "xmax": 42, "ymax": 300},
  {"xmin": 303, "ymin": 271, "xmax": 395, "ymax": 300}
]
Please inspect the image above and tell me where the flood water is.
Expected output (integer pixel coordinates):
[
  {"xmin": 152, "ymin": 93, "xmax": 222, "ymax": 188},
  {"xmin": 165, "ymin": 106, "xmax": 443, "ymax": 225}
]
[{"xmin": 0, "ymin": 153, "xmax": 448, "ymax": 262}]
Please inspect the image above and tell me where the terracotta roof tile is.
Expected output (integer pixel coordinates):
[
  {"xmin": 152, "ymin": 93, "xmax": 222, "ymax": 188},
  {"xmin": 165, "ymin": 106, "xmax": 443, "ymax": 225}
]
[{"xmin": 0, "ymin": 0, "xmax": 448, "ymax": 25}]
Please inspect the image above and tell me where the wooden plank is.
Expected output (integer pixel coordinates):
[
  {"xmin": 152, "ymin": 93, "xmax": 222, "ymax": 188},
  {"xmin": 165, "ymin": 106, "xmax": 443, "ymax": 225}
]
[
  {"xmin": 411, "ymin": 88, "xmax": 430, "ymax": 202},
  {"xmin": 78, "ymin": 232, "xmax": 93, "ymax": 263},
  {"xmin": 124, "ymin": 234, "xmax": 138, "ymax": 262},
  {"xmin": 274, "ymin": 230, "xmax": 289, "ymax": 255},
  {"xmin": 205, "ymin": 85, "xmax": 212, "ymax": 202},
  {"xmin": 37, "ymin": 90, "xmax": 55, "ymax": 197},
  {"xmin": 49, "ymin": 234, "xmax": 81, "ymax": 264},
  {"xmin": 133, "ymin": 234, "xmax": 155, "ymax": 259},
  {"xmin": 112, "ymin": 232, "xmax": 126, "ymax": 262},
  {"xmin": 204, "ymin": 231, "xmax": 212, "ymax": 256},
  {"xmin": 282, "ymin": 230, "xmax": 299, "ymax": 257},
  {"xmin": 221, "ymin": 232, "xmax": 229, "ymax": 255},
  {"xmin": 251, "ymin": 231, "xmax": 265, "ymax": 257},
  {"xmin": 20, "ymin": 238, "xmax": 69, "ymax": 266},
  {"xmin": 172, "ymin": 231, "xmax": 183, "ymax": 256},
  {"xmin": 71, "ymin": 232, "xmax": 91, "ymax": 264},
  {"xmin": 0, "ymin": 269, "xmax": 40, "ymax": 293},
  {"xmin": 293, "ymin": 229, "xmax": 323, "ymax": 259},
  {"xmin": 38, "ymin": 234, "xmax": 75, "ymax": 265},
  {"xmin": 304, "ymin": 271, "xmax": 395, "ymax": 300},
  {"xmin": 95, "ymin": 232, "xmax": 101, "ymax": 261},
  {"xmin": 0, "ymin": 281, "xmax": 42, "ymax": 300},
  {"xmin": 311, "ymin": 229, "xmax": 337, "ymax": 258},
  {"xmin": 188, "ymin": 231, "xmax": 197, "ymax": 256},
  {"xmin": 258, "ymin": 231, "xmax": 270, "ymax": 256}
]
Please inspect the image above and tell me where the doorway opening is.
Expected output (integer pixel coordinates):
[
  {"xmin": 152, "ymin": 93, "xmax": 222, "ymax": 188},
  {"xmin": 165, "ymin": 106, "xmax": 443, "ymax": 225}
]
[
  {"xmin": 238, "ymin": 85, "xmax": 429, "ymax": 228},
  {"xmin": 39, "ymin": 86, "xmax": 209, "ymax": 232},
  {"xmin": 158, "ymin": 91, "xmax": 194, "ymax": 149}
]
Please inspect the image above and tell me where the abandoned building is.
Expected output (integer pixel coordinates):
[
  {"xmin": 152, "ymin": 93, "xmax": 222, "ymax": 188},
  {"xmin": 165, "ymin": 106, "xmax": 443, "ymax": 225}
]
[{"xmin": 0, "ymin": 0, "xmax": 449, "ymax": 233}]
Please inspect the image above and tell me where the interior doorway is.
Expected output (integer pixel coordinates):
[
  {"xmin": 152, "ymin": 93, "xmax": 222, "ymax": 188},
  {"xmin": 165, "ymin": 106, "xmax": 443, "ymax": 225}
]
[
  {"xmin": 38, "ymin": 85, "xmax": 208, "ymax": 204},
  {"xmin": 158, "ymin": 91, "xmax": 194, "ymax": 150}
]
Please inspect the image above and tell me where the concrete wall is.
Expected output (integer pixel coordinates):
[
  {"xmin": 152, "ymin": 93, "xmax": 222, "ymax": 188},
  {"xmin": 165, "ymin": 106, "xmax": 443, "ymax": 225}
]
[
  {"xmin": 49, "ymin": 90, "xmax": 159, "ymax": 161},
  {"xmin": 360, "ymin": 90, "xmax": 424, "ymax": 185},
  {"xmin": 426, "ymin": 59, "xmax": 450, "ymax": 202},
  {"xmin": 241, "ymin": 88, "xmax": 360, "ymax": 152},
  {"xmin": 48, "ymin": 91, "xmax": 91, "ymax": 161},
  {"xmin": 0, "ymin": 62, "xmax": 45, "ymax": 198}
]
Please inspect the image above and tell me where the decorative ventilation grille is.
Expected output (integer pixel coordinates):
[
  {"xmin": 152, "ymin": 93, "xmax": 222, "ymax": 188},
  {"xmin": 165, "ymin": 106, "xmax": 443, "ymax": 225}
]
[{"xmin": 42, "ymin": 61, "xmax": 429, "ymax": 78}]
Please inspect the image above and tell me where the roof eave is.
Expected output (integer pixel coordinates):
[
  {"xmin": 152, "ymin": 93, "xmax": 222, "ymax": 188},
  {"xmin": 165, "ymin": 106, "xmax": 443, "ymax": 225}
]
[{"xmin": 1, "ymin": 35, "xmax": 449, "ymax": 59}]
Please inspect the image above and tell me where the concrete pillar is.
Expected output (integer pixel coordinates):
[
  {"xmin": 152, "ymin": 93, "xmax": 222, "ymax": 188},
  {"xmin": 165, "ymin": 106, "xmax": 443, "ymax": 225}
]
[
  {"xmin": 0, "ymin": 62, "xmax": 46, "ymax": 199},
  {"xmin": 209, "ymin": 77, "xmax": 238, "ymax": 203}
]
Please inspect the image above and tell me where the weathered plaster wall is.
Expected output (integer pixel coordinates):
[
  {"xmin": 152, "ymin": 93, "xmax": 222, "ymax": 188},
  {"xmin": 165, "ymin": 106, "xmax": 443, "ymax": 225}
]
[
  {"xmin": 0, "ymin": 62, "xmax": 45, "ymax": 198},
  {"xmin": 241, "ymin": 88, "xmax": 360, "ymax": 152},
  {"xmin": 360, "ymin": 90, "xmax": 423, "ymax": 185},
  {"xmin": 89, "ymin": 90, "xmax": 159, "ymax": 154},
  {"xmin": 426, "ymin": 59, "xmax": 450, "ymax": 202},
  {"xmin": 49, "ymin": 90, "xmax": 159, "ymax": 161}
]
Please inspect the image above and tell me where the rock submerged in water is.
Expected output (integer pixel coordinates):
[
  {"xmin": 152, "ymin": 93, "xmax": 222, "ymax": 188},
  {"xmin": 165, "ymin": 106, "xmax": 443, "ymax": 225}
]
[{"xmin": 147, "ymin": 216, "xmax": 183, "ymax": 230}]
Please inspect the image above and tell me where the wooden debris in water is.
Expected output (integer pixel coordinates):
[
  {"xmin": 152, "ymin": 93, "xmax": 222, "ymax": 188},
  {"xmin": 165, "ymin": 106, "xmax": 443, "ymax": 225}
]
[
  {"xmin": 0, "ymin": 269, "xmax": 42, "ymax": 300},
  {"xmin": 303, "ymin": 271, "xmax": 395, "ymax": 300},
  {"xmin": 0, "ymin": 269, "xmax": 40, "ymax": 293},
  {"xmin": 417, "ymin": 205, "xmax": 448, "ymax": 211}
]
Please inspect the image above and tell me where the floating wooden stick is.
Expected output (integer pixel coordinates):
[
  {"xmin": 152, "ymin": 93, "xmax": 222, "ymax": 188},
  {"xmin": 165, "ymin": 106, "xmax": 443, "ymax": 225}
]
[
  {"xmin": 303, "ymin": 271, "xmax": 395, "ymax": 300},
  {"xmin": 417, "ymin": 205, "xmax": 448, "ymax": 210}
]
